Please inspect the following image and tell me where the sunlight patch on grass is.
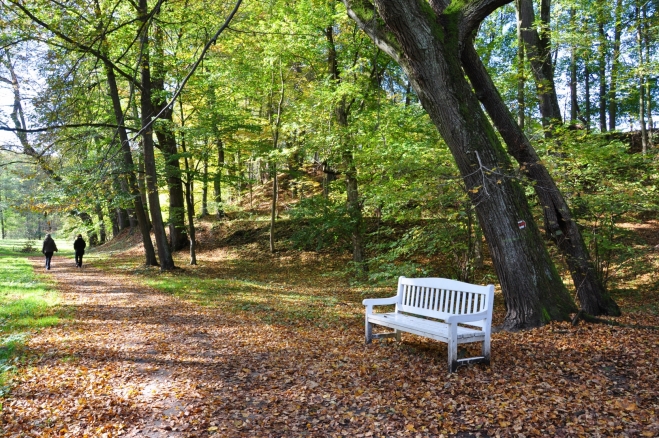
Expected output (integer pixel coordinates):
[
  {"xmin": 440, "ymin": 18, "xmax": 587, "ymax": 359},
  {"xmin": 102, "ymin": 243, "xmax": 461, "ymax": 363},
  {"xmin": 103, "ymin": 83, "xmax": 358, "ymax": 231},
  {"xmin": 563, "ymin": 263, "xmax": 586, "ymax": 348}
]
[
  {"xmin": 140, "ymin": 272, "xmax": 348, "ymax": 327},
  {"xmin": 0, "ymin": 247, "xmax": 60, "ymax": 395}
]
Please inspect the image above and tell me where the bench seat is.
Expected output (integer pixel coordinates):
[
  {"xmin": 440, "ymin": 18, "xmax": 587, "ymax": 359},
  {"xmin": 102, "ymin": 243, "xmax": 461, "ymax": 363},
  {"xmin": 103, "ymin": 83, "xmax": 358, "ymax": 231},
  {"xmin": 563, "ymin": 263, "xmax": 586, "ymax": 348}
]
[{"xmin": 367, "ymin": 312, "xmax": 487, "ymax": 343}]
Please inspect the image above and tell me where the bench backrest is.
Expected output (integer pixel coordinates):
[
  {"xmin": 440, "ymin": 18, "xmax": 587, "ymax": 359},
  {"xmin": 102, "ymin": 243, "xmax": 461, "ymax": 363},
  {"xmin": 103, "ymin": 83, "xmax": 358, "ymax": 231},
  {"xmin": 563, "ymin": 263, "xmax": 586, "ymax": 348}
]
[{"xmin": 396, "ymin": 276, "xmax": 494, "ymax": 329}]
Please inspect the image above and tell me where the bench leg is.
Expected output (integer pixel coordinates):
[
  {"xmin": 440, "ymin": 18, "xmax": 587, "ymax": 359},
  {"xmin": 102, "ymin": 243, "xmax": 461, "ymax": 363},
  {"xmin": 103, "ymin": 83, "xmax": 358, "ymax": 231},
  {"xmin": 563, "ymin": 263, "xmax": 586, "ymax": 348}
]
[
  {"xmin": 448, "ymin": 343, "xmax": 458, "ymax": 373},
  {"xmin": 365, "ymin": 320, "xmax": 373, "ymax": 344},
  {"xmin": 447, "ymin": 325, "xmax": 458, "ymax": 373},
  {"xmin": 394, "ymin": 329, "xmax": 401, "ymax": 342},
  {"xmin": 482, "ymin": 336, "xmax": 491, "ymax": 365}
]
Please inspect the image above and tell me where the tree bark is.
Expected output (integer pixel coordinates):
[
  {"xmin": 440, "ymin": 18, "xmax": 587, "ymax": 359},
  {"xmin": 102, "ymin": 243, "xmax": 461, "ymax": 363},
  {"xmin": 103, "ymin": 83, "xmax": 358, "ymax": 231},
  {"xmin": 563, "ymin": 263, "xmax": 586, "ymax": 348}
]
[
  {"xmin": 344, "ymin": 0, "xmax": 577, "ymax": 329},
  {"xmin": 104, "ymin": 60, "xmax": 158, "ymax": 266},
  {"xmin": 517, "ymin": 0, "xmax": 562, "ymax": 131},
  {"xmin": 138, "ymin": 0, "xmax": 175, "ymax": 271}
]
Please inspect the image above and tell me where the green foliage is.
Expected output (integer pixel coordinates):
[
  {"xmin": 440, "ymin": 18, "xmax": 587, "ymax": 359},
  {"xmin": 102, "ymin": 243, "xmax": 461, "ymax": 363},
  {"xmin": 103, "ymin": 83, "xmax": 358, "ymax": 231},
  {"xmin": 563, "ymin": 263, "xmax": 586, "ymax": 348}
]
[
  {"xmin": 288, "ymin": 196, "xmax": 353, "ymax": 252},
  {"xmin": 540, "ymin": 130, "xmax": 659, "ymax": 286}
]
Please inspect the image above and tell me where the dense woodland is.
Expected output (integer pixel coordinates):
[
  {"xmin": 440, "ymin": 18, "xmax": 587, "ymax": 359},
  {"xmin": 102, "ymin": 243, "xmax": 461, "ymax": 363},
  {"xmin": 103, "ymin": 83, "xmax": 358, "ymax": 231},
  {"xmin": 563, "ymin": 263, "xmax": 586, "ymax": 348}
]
[{"xmin": 0, "ymin": 0, "xmax": 657, "ymax": 330}]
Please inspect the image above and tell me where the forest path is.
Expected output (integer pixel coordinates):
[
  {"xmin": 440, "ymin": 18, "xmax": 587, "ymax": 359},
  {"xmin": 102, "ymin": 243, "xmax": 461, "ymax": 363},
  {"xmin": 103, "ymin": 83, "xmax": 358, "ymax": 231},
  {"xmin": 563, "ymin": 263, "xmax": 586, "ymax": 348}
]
[{"xmin": 2, "ymin": 256, "xmax": 265, "ymax": 437}]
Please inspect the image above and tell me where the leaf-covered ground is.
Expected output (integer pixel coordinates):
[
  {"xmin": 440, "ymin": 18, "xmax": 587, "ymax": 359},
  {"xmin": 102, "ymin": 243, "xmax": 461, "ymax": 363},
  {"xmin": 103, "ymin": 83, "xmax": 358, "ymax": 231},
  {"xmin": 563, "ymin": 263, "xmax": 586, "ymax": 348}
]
[{"xmin": 1, "ymin": 224, "xmax": 659, "ymax": 437}]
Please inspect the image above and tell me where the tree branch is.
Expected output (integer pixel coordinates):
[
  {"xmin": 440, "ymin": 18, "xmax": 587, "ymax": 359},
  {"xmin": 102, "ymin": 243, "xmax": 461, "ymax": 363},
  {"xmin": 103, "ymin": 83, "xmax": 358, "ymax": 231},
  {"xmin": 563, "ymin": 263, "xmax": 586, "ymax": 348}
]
[
  {"xmin": 0, "ymin": 123, "xmax": 139, "ymax": 133},
  {"xmin": 460, "ymin": 0, "xmax": 514, "ymax": 42},
  {"xmin": 7, "ymin": 0, "xmax": 143, "ymax": 91},
  {"xmin": 341, "ymin": 0, "xmax": 404, "ymax": 66}
]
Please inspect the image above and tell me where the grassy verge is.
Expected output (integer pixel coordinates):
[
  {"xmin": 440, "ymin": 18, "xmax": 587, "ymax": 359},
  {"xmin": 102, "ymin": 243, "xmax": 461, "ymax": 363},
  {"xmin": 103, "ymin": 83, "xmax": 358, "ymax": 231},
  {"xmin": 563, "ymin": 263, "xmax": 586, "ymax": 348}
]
[{"xmin": 0, "ymin": 240, "xmax": 60, "ymax": 396}]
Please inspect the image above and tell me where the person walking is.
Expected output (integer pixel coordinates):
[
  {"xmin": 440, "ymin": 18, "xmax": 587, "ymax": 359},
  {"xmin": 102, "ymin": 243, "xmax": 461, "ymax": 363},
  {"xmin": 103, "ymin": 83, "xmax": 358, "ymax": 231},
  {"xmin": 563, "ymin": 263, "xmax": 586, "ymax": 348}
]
[
  {"xmin": 73, "ymin": 234, "xmax": 86, "ymax": 268},
  {"xmin": 42, "ymin": 233, "xmax": 58, "ymax": 270}
]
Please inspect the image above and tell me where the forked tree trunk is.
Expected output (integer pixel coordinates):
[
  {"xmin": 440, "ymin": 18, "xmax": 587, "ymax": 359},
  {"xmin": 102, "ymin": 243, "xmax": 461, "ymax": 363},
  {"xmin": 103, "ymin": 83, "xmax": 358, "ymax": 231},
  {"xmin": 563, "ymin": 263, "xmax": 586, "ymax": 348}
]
[
  {"xmin": 138, "ymin": 0, "xmax": 175, "ymax": 271},
  {"xmin": 462, "ymin": 43, "xmax": 620, "ymax": 317},
  {"xmin": 344, "ymin": 0, "xmax": 577, "ymax": 329},
  {"xmin": 104, "ymin": 60, "xmax": 158, "ymax": 266}
]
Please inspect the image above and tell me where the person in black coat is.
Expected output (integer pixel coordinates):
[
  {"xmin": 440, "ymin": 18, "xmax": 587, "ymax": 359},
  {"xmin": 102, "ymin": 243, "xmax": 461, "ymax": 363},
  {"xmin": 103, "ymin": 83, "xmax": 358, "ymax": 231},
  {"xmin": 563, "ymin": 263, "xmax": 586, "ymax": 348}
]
[
  {"xmin": 73, "ymin": 234, "xmax": 86, "ymax": 268},
  {"xmin": 42, "ymin": 234, "xmax": 58, "ymax": 270}
]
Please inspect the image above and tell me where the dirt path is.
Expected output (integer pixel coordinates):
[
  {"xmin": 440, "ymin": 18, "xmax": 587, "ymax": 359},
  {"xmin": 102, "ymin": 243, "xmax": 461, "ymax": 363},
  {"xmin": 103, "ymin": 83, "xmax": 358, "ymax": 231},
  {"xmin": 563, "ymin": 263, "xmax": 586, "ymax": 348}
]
[{"xmin": 2, "ymin": 258, "xmax": 280, "ymax": 437}]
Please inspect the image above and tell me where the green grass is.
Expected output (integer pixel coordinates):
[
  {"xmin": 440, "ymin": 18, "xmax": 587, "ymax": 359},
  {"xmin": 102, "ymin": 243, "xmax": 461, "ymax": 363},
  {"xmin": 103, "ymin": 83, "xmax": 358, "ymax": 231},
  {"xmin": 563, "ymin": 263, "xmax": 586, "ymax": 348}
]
[
  {"xmin": 140, "ymin": 273, "xmax": 346, "ymax": 327},
  {"xmin": 0, "ymin": 239, "xmax": 60, "ymax": 396}
]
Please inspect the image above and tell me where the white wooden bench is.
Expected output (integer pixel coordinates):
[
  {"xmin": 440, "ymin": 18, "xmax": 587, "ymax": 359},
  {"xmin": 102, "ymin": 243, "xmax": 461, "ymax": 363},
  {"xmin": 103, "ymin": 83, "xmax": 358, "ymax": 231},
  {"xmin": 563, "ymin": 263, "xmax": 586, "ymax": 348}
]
[{"xmin": 363, "ymin": 276, "xmax": 494, "ymax": 372}]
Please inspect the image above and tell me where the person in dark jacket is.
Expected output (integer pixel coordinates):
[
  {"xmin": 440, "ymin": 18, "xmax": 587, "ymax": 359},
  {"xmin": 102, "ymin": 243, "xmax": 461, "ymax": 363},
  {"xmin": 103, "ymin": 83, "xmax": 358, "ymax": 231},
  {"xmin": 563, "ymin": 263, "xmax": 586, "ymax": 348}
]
[
  {"xmin": 42, "ymin": 234, "xmax": 58, "ymax": 270},
  {"xmin": 73, "ymin": 234, "xmax": 86, "ymax": 268}
]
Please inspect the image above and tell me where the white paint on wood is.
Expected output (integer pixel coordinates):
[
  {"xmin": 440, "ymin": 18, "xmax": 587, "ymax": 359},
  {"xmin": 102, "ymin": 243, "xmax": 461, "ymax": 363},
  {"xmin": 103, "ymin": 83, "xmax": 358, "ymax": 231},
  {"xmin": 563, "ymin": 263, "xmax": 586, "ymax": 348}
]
[{"xmin": 363, "ymin": 276, "xmax": 494, "ymax": 373}]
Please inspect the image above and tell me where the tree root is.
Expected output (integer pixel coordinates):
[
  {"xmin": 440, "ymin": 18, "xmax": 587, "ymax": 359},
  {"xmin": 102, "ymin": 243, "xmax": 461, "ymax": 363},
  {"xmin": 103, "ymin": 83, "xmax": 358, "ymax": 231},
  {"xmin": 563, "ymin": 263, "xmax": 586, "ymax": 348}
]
[{"xmin": 571, "ymin": 309, "xmax": 659, "ymax": 330}]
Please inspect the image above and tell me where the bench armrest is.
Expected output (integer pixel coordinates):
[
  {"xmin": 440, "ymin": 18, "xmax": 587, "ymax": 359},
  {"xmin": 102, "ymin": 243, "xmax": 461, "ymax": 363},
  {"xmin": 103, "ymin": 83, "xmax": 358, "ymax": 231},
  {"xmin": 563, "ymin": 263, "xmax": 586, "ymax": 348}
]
[
  {"xmin": 362, "ymin": 296, "xmax": 398, "ymax": 306},
  {"xmin": 363, "ymin": 296, "xmax": 399, "ymax": 315},
  {"xmin": 446, "ymin": 310, "xmax": 490, "ymax": 324}
]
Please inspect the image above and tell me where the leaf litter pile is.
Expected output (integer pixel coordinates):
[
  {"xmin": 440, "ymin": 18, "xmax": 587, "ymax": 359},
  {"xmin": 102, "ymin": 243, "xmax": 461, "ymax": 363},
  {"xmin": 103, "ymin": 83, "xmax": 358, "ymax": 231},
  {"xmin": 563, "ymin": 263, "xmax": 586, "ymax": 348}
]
[{"xmin": 2, "ymin": 236, "xmax": 659, "ymax": 437}]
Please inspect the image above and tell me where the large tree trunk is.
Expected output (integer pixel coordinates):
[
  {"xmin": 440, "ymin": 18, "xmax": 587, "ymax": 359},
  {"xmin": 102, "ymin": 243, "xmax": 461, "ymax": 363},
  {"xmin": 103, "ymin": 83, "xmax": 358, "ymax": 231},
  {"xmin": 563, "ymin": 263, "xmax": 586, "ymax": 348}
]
[
  {"xmin": 104, "ymin": 60, "xmax": 158, "ymax": 266},
  {"xmin": 138, "ymin": 0, "xmax": 175, "ymax": 271},
  {"xmin": 517, "ymin": 0, "xmax": 562, "ymax": 132},
  {"xmin": 344, "ymin": 0, "xmax": 577, "ymax": 329},
  {"xmin": 462, "ymin": 43, "xmax": 620, "ymax": 317}
]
